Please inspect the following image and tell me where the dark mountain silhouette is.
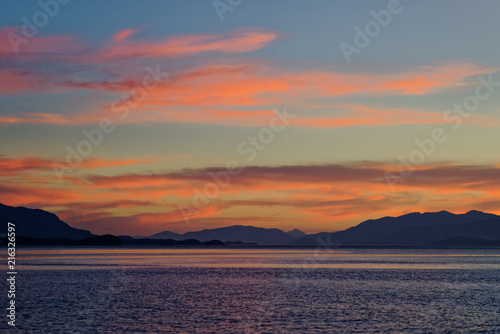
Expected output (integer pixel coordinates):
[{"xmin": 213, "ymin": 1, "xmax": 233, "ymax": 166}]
[
  {"xmin": 1, "ymin": 235, "xmax": 122, "ymax": 246},
  {"xmin": 293, "ymin": 210, "xmax": 500, "ymax": 246},
  {"xmin": 76, "ymin": 234, "xmax": 122, "ymax": 246},
  {"xmin": 370, "ymin": 218, "xmax": 500, "ymax": 245},
  {"xmin": 286, "ymin": 229, "xmax": 306, "ymax": 238},
  {"xmin": 332, "ymin": 210, "xmax": 498, "ymax": 244},
  {"xmin": 150, "ymin": 225, "xmax": 295, "ymax": 244},
  {"xmin": 0, "ymin": 203, "xmax": 93, "ymax": 240},
  {"xmin": 160, "ymin": 239, "xmax": 225, "ymax": 246},
  {"xmin": 117, "ymin": 236, "xmax": 226, "ymax": 246},
  {"xmin": 150, "ymin": 231, "xmax": 182, "ymax": 239},
  {"xmin": 117, "ymin": 235, "xmax": 135, "ymax": 240}
]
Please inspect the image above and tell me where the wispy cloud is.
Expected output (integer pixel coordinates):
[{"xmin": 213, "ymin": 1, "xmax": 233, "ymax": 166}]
[
  {"xmin": 3, "ymin": 160, "xmax": 499, "ymax": 235},
  {"xmin": 0, "ymin": 156, "xmax": 152, "ymax": 176},
  {"xmin": 100, "ymin": 27, "xmax": 279, "ymax": 59}
]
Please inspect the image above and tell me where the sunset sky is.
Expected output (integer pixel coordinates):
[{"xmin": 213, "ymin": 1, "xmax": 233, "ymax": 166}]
[{"xmin": 1, "ymin": 0, "xmax": 500, "ymax": 236}]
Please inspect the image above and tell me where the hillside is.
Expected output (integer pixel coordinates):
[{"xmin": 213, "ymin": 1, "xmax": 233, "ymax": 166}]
[{"xmin": 0, "ymin": 203, "xmax": 94, "ymax": 240}]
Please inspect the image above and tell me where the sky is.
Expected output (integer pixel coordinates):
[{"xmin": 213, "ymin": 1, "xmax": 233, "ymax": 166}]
[{"xmin": 1, "ymin": 0, "xmax": 500, "ymax": 236}]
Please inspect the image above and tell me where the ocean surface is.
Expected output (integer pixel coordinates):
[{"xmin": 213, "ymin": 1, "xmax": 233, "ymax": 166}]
[{"xmin": 9, "ymin": 247, "xmax": 500, "ymax": 333}]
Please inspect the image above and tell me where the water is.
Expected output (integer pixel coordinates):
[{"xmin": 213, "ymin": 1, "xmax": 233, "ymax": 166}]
[{"xmin": 9, "ymin": 248, "xmax": 500, "ymax": 333}]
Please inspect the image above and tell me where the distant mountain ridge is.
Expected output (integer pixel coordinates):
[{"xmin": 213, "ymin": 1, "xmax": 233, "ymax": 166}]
[
  {"xmin": 150, "ymin": 210, "xmax": 500, "ymax": 246},
  {"xmin": 286, "ymin": 229, "xmax": 307, "ymax": 238},
  {"xmin": 293, "ymin": 210, "xmax": 500, "ymax": 246},
  {"xmin": 2, "ymin": 202, "xmax": 500, "ymax": 246},
  {"xmin": 150, "ymin": 225, "xmax": 295, "ymax": 244}
]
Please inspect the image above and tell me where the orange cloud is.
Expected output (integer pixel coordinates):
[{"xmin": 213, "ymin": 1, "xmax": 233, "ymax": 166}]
[
  {"xmin": 0, "ymin": 156, "xmax": 152, "ymax": 176},
  {"xmin": 0, "ymin": 27, "xmax": 278, "ymax": 95},
  {"xmin": 3, "ymin": 161, "xmax": 500, "ymax": 235},
  {"xmin": 113, "ymin": 28, "xmax": 144, "ymax": 41},
  {"xmin": 155, "ymin": 104, "xmax": 445, "ymax": 128},
  {"xmin": 81, "ymin": 162, "xmax": 500, "ymax": 194},
  {"xmin": 0, "ymin": 184, "xmax": 85, "ymax": 207},
  {"xmin": 134, "ymin": 62, "xmax": 490, "ymax": 109},
  {"xmin": 81, "ymin": 61, "xmax": 493, "ymax": 127},
  {"xmin": 1, "ymin": 24, "xmax": 495, "ymax": 129},
  {"xmin": 100, "ymin": 27, "xmax": 279, "ymax": 60},
  {"xmin": 380, "ymin": 63, "xmax": 494, "ymax": 95}
]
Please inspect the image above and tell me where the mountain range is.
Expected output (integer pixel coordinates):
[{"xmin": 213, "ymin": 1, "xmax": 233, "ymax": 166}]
[
  {"xmin": 1, "ymin": 203, "xmax": 500, "ymax": 246},
  {"xmin": 292, "ymin": 210, "xmax": 500, "ymax": 246},
  {"xmin": 150, "ymin": 225, "xmax": 297, "ymax": 244}
]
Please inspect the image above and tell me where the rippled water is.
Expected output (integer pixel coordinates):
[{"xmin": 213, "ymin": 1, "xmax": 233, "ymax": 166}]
[{"xmin": 10, "ymin": 248, "xmax": 500, "ymax": 333}]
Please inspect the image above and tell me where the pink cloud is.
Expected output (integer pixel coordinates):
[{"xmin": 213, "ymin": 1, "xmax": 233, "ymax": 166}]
[
  {"xmin": 113, "ymin": 28, "xmax": 144, "ymax": 41},
  {"xmin": 0, "ymin": 155, "xmax": 152, "ymax": 176},
  {"xmin": 100, "ymin": 27, "xmax": 279, "ymax": 60},
  {"xmin": 1, "ymin": 26, "xmax": 498, "ymax": 130}
]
